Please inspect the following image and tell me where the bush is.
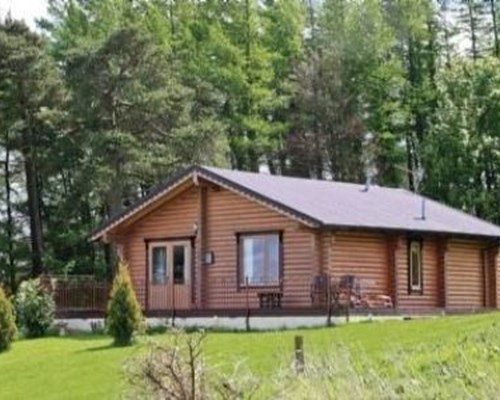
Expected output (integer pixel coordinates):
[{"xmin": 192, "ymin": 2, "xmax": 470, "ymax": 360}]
[
  {"xmin": 0, "ymin": 286, "xmax": 16, "ymax": 351},
  {"xmin": 124, "ymin": 329, "xmax": 258, "ymax": 399},
  {"xmin": 106, "ymin": 262, "xmax": 143, "ymax": 346},
  {"xmin": 15, "ymin": 279, "xmax": 55, "ymax": 338}
]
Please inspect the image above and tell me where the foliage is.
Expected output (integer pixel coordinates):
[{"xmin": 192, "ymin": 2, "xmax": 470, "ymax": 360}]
[
  {"xmin": 105, "ymin": 263, "xmax": 143, "ymax": 346},
  {"xmin": 423, "ymin": 57, "xmax": 500, "ymax": 224},
  {"xmin": 0, "ymin": 17, "xmax": 65, "ymax": 278},
  {"xmin": 0, "ymin": 285, "xmax": 16, "ymax": 352},
  {"xmin": 14, "ymin": 279, "xmax": 55, "ymax": 338}
]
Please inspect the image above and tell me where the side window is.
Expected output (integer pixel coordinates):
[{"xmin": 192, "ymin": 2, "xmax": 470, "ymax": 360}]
[{"xmin": 409, "ymin": 240, "xmax": 422, "ymax": 293}]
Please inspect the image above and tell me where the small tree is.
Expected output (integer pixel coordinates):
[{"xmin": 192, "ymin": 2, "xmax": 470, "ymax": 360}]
[
  {"xmin": 106, "ymin": 262, "xmax": 143, "ymax": 346},
  {"xmin": 124, "ymin": 329, "xmax": 258, "ymax": 399},
  {"xmin": 15, "ymin": 279, "xmax": 55, "ymax": 338},
  {"xmin": 0, "ymin": 285, "xmax": 16, "ymax": 351}
]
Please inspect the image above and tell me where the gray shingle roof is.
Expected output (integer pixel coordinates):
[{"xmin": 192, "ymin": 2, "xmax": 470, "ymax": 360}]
[
  {"xmin": 91, "ymin": 165, "xmax": 500, "ymax": 240},
  {"xmin": 203, "ymin": 166, "xmax": 500, "ymax": 239}
]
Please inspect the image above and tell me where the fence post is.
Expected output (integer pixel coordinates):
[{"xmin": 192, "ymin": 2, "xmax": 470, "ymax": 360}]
[
  {"xmin": 245, "ymin": 276, "xmax": 250, "ymax": 332},
  {"xmin": 326, "ymin": 274, "xmax": 332, "ymax": 327},
  {"xmin": 171, "ymin": 282, "xmax": 176, "ymax": 327},
  {"xmin": 294, "ymin": 335, "xmax": 305, "ymax": 373},
  {"xmin": 345, "ymin": 286, "xmax": 351, "ymax": 323},
  {"xmin": 92, "ymin": 281, "xmax": 96, "ymax": 311}
]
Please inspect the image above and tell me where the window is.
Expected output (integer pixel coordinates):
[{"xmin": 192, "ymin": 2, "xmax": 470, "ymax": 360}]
[
  {"xmin": 239, "ymin": 233, "xmax": 281, "ymax": 286},
  {"xmin": 173, "ymin": 245, "xmax": 186, "ymax": 284},
  {"xmin": 149, "ymin": 241, "xmax": 191, "ymax": 286},
  {"xmin": 151, "ymin": 245, "xmax": 167, "ymax": 285},
  {"xmin": 409, "ymin": 240, "xmax": 422, "ymax": 293}
]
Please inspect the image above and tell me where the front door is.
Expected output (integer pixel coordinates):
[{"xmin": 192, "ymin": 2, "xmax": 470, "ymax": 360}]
[{"xmin": 149, "ymin": 240, "xmax": 192, "ymax": 310}]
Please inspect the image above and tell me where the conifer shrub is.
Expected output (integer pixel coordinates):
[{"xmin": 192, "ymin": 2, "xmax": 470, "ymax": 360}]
[
  {"xmin": 15, "ymin": 279, "xmax": 55, "ymax": 338},
  {"xmin": 0, "ymin": 285, "xmax": 16, "ymax": 351},
  {"xmin": 106, "ymin": 262, "xmax": 143, "ymax": 346}
]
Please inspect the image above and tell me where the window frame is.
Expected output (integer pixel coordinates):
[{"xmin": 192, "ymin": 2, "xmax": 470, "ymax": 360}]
[
  {"xmin": 408, "ymin": 238, "xmax": 423, "ymax": 294},
  {"xmin": 236, "ymin": 231, "xmax": 283, "ymax": 290}
]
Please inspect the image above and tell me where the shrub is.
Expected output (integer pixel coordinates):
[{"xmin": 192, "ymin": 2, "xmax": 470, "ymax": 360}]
[
  {"xmin": 0, "ymin": 286, "xmax": 16, "ymax": 351},
  {"xmin": 14, "ymin": 279, "xmax": 55, "ymax": 338},
  {"xmin": 124, "ymin": 329, "xmax": 258, "ymax": 399},
  {"xmin": 106, "ymin": 262, "xmax": 143, "ymax": 346}
]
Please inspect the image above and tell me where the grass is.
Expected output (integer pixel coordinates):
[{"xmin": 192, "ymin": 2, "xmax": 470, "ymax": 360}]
[{"xmin": 0, "ymin": 313, "xmax": 499, "ymax": 399}]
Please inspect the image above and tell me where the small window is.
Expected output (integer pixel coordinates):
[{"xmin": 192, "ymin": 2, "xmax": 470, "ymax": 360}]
[
  {"xmin": 151, "ymin": 245, "xmax": 167, "ymax": 285},
  {"xmin": 409, "ymin": 240, "xmax": 422, "ymax": 293},
  {"xmin": 239, "ymin": 233, "xmax": 280, "ymax": 286}
]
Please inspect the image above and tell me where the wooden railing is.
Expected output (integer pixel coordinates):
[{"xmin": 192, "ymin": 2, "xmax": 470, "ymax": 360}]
[{"xmin": 50, "ymin": 275, "xmax": 109, "ymax": 312}]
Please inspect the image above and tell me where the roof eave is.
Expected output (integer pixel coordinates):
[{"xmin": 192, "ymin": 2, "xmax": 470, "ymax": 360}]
[{"xmin": 321, "ymin": 223, "xmax": 500, "ymax": 242}]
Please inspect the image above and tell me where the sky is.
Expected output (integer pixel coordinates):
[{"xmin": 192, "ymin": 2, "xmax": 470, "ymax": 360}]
[{"xmin": 0, "ymin": 0, "xmax": 48, "ymax": 29}]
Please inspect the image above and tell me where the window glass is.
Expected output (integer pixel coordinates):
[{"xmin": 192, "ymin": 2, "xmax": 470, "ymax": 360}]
[
  {"xmin": 152, "ymin": 246, "xmax": 167, "ymax": 284},
  {"xmin": 240, "ymin": 234, "xmax": 280, "ymax": 286},
  {"xmin": 173, "ymin": 245, "xmax": 186, "ymax": 284},
  {"xmin": 410, "ymin": 241, "xmax": 422, "ymax": 291}
]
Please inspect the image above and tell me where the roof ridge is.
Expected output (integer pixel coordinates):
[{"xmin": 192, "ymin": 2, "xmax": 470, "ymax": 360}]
[{"xmin": 201, "ymin": 165, "xmax": 402, "ymax": 190}]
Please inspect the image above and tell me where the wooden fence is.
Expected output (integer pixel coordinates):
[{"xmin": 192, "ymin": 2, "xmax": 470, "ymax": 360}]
[{"xmin": 50, "ymin": 276, "xmax": 109, "ymax": 312}]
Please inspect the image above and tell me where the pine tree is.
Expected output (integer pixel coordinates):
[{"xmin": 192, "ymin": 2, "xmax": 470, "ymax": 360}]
[
  {"xmin": 106, "ymin": 262, "xmax": 143, "ymax": 346},
  {"xmin": 0, "ymin": 18, "xmax": 65, "ymax": 277}
]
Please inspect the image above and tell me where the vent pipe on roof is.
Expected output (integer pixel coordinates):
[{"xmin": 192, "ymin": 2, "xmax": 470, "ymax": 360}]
[
  {"xmin": 421, "ymin": 197, "xmax": 426, "ymax": 220},
  {"xmin": 395, "ymin": 165, "xmax": 427, "ymax": 221},
  {"xmin": 363, "ymin": 175, "xmax": 372, "ymax": 192},
  {"xmin": 362, "ymin": 165, "xmax": 377, "ymax": 192}
]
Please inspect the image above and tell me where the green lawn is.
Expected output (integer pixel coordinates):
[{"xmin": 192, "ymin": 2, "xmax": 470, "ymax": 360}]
[{"xmin": 1, "ymin": 313, "xmax": 499, "ymax": 399}]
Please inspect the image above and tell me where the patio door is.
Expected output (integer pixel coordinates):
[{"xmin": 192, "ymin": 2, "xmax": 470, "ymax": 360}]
[{"xmin": 149, "ymin": 240, "xmax": 192, "ymax": 310}]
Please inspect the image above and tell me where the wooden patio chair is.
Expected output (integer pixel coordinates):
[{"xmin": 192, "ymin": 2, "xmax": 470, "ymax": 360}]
[
  {"xmin": 310, "ymin": 273, "xmax": 330, "ymax": 305},
  {"xmin": 338, "ymin": 274, "xmax": 363, "ymax": 308}
]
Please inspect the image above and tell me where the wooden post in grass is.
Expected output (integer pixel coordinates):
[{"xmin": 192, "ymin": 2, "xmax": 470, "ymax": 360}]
[
  {"xmin": 245, "ymin": 276, "xmax": 250, "ymax": 331},
  {"xmin": 345, "ymin": 286, "xmax": 351, "ymax": 323},
  {"xmin": 326, "ymin": 274, "xmax": 332, "ymax": 327},
  {"xmin": 294, "ymin": 335, "xmax": 305, "ymax": 373},
  {"xmin": 171, "ymin": 282, "xmax": 176, "ymax": 327}
]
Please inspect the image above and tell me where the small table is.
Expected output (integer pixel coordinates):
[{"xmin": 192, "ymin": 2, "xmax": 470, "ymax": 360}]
[{"xmin": 258, "ymin": 292, "xmax": 283, "ymax": 309}]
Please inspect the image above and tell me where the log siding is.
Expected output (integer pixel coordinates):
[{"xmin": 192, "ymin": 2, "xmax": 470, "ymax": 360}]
[{"xmin": 446, "ymin": 240, "xmax": 484, "ymax": 310}]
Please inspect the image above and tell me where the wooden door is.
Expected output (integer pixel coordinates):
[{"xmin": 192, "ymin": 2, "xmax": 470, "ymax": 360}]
[{"xmin": 149, "ymin": 240, "xmax": 192, "ymax": 310}]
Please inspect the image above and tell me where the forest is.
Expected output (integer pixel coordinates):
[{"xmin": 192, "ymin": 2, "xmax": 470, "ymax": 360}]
[{"xmin": 0, "ymin": 0, "xmax": 499, "ymax": 291}]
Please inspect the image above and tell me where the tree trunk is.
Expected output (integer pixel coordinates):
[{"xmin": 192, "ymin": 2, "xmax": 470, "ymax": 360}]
[
  {"xmin": 4, "ymin": 141, "xmax": 16, "ymax": 291},
  {"xmin": 491, "ymin": 0, "xmax": 500, "ymax": 57},
  {"xmin": 20, "ymin": 81, "xmax": 45, "ymax": 277},
  {"xmin": 24, "ymin": 150, "xmax": 45, "ymax": 276},
  {"xmin": 468, "ymin": 0, "xmax": 479, "ymax": 60},
  {"xmin": 243, "ymin": 0, "xmax": 259, "ymax": 172},
  {"xmin": 308, "ymin": 0, "xmax": 323, "ymax": 179}
]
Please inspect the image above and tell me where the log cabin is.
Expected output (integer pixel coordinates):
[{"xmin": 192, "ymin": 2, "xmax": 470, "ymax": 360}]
[{"xmin": 91, "ymin": 166, "xmax": 500, "ymax": 317}]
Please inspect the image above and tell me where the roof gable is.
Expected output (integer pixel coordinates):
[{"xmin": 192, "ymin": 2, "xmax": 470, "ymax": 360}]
[
  {"xmin": 91, "ymin": 165, "xmax": 500, "ymax": 241},
  {"xmin": 90, "ymin": 166, "xmax": 321, "ymax": 241}
]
